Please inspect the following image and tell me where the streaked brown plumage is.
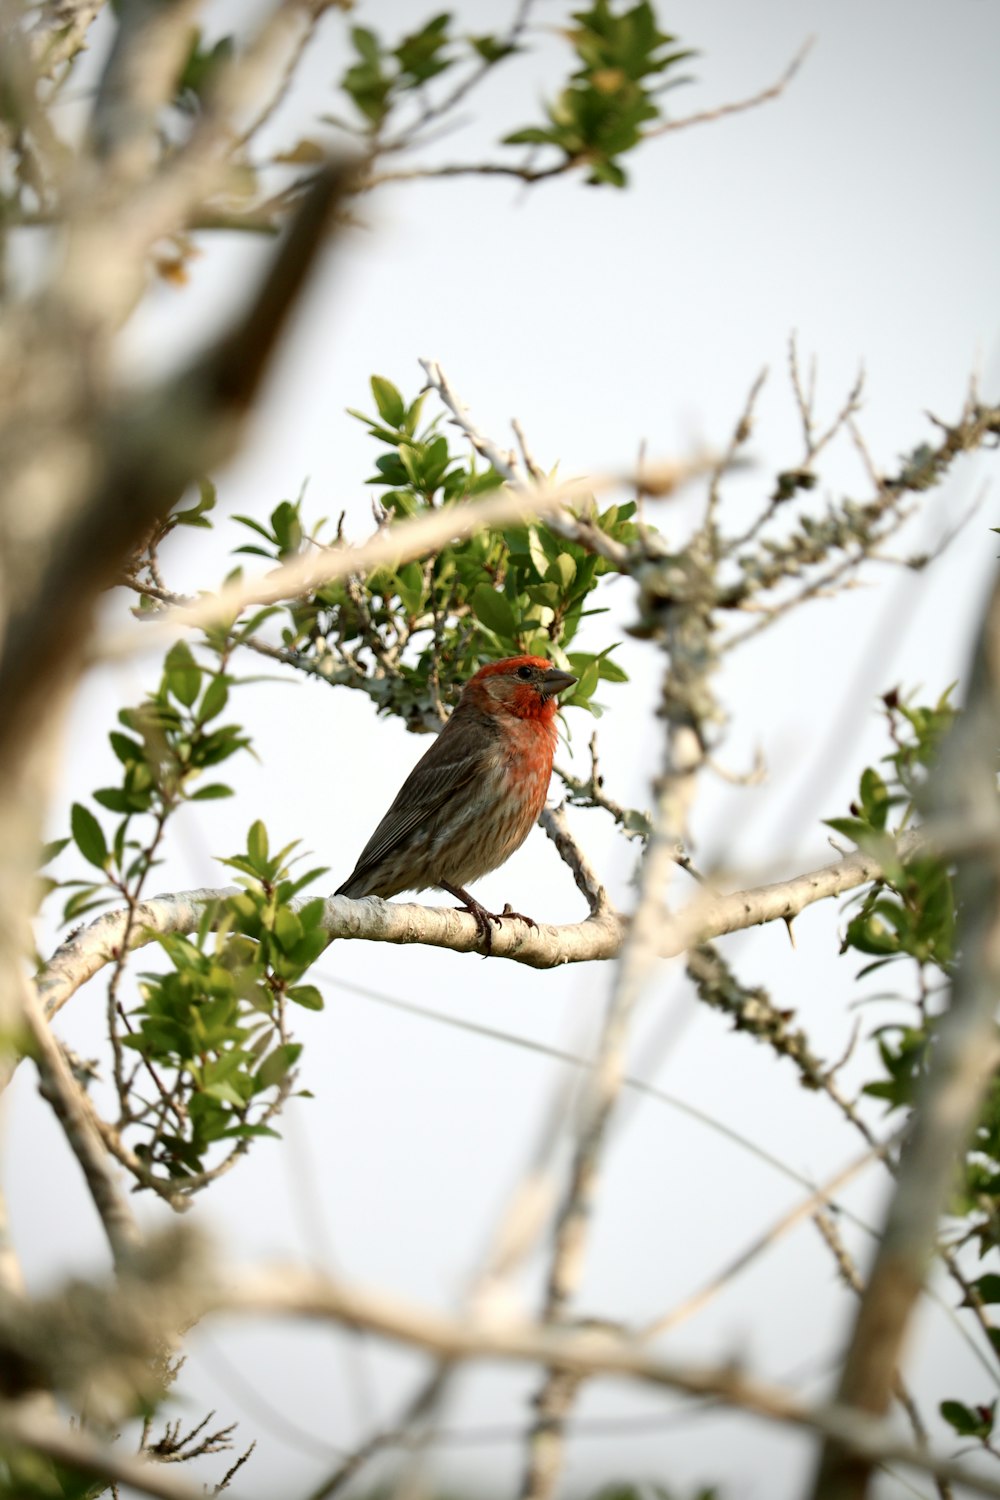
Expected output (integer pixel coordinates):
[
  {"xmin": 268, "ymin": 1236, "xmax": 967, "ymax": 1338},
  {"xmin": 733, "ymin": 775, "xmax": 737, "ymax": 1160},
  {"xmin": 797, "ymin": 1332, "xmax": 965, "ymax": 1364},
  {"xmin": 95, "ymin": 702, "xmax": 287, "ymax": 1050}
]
[{"xmin": 335, "ymin": 655, "xmax": 577, "ymax": 949}]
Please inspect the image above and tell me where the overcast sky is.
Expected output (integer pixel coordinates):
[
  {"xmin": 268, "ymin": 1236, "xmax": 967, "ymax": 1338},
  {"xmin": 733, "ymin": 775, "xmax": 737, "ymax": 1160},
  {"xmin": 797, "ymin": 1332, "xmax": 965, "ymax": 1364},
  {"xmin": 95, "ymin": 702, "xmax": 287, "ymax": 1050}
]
[{"xmin": 8, "ymin": 2, "xmax": 1000, "ymax": 1497}]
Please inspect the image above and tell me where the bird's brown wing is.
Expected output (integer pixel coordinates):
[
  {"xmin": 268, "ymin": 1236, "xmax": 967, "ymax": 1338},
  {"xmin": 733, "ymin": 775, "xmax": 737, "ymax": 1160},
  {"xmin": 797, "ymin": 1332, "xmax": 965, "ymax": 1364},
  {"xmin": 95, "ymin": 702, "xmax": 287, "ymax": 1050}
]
[{"xmin": 335, "ymin": 709, "xmax": 496, "ymax": 896}]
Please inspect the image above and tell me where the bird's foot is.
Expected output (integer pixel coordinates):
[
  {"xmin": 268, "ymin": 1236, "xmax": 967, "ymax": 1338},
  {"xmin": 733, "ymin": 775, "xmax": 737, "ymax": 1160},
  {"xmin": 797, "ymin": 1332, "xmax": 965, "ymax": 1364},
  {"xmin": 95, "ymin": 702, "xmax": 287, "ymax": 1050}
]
[
  {"xmin": 500, "ymin": 902, "xmax": 539, "ymax": 931},
  {"xmin": 441, "ymin": 883, "xmax": 536, "ymax": 956},
  {"xmin": 458, "ymin": 896, "xmax": 505, "ymax": 956}
]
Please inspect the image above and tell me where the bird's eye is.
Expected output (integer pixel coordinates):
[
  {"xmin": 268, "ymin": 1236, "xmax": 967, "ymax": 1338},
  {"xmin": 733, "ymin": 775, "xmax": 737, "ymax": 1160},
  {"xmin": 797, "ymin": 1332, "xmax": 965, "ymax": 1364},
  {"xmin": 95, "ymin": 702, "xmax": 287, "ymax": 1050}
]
[{"xmin": 516, "ymin": 664, "xmax": 535, "ymax": 680}]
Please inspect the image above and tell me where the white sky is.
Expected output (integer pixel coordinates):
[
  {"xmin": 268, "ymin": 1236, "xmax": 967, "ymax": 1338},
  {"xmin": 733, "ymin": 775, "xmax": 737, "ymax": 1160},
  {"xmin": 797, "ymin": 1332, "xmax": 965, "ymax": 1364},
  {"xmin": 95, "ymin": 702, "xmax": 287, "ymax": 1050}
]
[{"xmin": 6, "ymin": 1, "xmax": 1000, "ymax": 1497}]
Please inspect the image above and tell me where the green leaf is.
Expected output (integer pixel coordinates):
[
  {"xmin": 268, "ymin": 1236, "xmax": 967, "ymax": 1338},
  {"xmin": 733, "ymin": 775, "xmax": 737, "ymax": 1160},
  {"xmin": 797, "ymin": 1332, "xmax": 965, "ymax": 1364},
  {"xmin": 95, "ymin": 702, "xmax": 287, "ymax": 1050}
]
[
  {"xmin": 288, "ymin": 984, "xmax": 324, "ymax": 1011},
  {"xmin": 547, "ymin": 553, "xmax": 577, "ymax": 591},
  {"xmin": 566, "ymin": 658, "xmax": 600, "ymax": 706},
  {"xmin": 503, "ymin": 126, "xmax": 558, "ymax": 146},
  {"xmin": 71, "ymin": 803, "xmax": 108, "ymax": 871},
  {"xmin": 257, "ymin": 1043, "xmax": 303, "ymax": 1090},
  {"xmin": 273, "ymin": 906, "xmax": 303, "ymax": 952},
  {"xmin": 824, "ymin": 816, "xmax": 875, "ymax": 845},
  {"xmin": 197, "ymin": 674, "xmax": 229, "ymax": 725},
  {"xmin": 202, "ymin": 1079, "xmax": 246, "ymax": 1107},
  {"xmin": 587, "ymin": 158, "xmax": 627, "ymax": 188},
  {"xmin": 109, "ymin": 731, "xmax": 143, "ymax": 765},
  {"xmin": 470, "ymin": 584, "xmax": 517, "ymax": 639},
  {"xmin": 63, "ymin": 886, "xmax": 111, "ymax": 922},
  {"xmin": 286, "ymin": 929, "xmax": 328, "ymax": 969},
  {"xmin": 173, "ymin": 476, "xmax": 217, "ymax": 528},
  {"xmin": 859, "ymin": 766, "xmax": 890, "ymax": 829},
  {"xmin": 351, "ymin": 25, "xmax": 380, "ymax": 64},
  {"xmin": 247, "ymin": 820, "xmax": 269, "ymax": 870},
  {"xmin": 94, "ymin": 787, "xmax": 129, "ymax": 813},
  {"xmin": 396, "ymin": 560, "xmax": 426, "ymax": 614},
  {"xmin": 189, "ymin": 783, "xmax": 234, "ymax": 801},
  {"xmin": 220, "ymin": 1123, "xmax": 282, "ymax": 1140},
  {"xmin": 527, "ymin": 527, "xmax": 551, "ymax": 578},
  {"xmin": 297, "ymin": 897, "xmax": 327, "ymax": 930},
  {"xmin": 370, "ymin": 375, "xmax": 405, "ymax": 428},
  {"xmin": 232, "ymin": 513, "xmax": 275, "ymax": 542},
  {"xmin": 596, "ymin": 654, "xmax": 629, "ymax": 682},
  {"xmin": 39, "ymin": 837, "xmax": 70, "ymax": 867},
  {"xmin": 940, "ymin": 1398, "xmax": 994, "ymax": 1438},
  {"xmin": 470, "ymin": 33, "xmax": 517, "ymax": 64},
  {"xmin": 270, "ymin": 500, "xmax": 303, "ymax": 555},
  {"xmin": 165, "ymin": 641, "xmax": 201, "ymax": 707}
]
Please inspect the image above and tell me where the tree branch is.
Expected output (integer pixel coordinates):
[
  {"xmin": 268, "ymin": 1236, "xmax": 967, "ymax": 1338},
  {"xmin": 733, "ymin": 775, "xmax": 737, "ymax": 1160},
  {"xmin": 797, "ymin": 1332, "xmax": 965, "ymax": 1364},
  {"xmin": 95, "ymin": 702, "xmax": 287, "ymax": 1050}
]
[
  {"xmin": 30, "ymin": 830, "xmax": 939, "ymax": 1039},
  {"xmin": 206, "ymin": 1266, "xmax": 1000, "ymax": 1500},
  {"xmin": 538, "ymin": 804, "xmax": 613, "ymax": 917},
  {"xmin": 811, "ymin": 576, "xmax": 1000, "ymax": 1500},
  {"xmin": 20, "ymin": 974, "xmax": 141, "ymax": 1265}
]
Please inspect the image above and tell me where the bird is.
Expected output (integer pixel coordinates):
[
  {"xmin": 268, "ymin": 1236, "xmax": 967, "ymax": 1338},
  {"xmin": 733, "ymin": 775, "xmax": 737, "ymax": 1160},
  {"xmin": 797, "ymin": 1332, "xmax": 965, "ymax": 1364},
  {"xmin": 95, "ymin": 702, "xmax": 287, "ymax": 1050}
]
[{"xmin": 335, "ymin": 655, "xmax": 577, "ymax": 952}]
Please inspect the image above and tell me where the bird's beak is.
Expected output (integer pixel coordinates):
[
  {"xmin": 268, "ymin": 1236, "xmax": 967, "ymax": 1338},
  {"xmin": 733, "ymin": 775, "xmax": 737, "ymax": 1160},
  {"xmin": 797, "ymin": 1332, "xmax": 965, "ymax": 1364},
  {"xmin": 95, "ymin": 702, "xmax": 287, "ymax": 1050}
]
[{"xmin": 539, "ymin": 667, "xmax": 577, "ymax": 699}]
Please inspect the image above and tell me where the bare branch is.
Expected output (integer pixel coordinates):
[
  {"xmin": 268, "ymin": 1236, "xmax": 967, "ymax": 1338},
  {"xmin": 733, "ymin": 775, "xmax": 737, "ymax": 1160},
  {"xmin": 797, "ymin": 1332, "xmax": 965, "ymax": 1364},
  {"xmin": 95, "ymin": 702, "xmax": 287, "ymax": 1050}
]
[
  {"xmin": 30, "ymin": 830, "xmax": 943, "ymax": 1040},
  {"xmin": 640, "ymin": 1141, "xmax": 891, "ymax": 1341},
  {"xmin": 20, "ymin": 973, "xmax": 140, "ymax": 1264},
  {"xmin": 538, "ymin": 803, "xmax": 613, "ymax": 917},
  {"xmin": 360, "ymin": 156, "xmax": 574, "ymax": 191},
  {"xmin": 25, "ymin": 819, "xmax": 973, "ymax": 1181}
]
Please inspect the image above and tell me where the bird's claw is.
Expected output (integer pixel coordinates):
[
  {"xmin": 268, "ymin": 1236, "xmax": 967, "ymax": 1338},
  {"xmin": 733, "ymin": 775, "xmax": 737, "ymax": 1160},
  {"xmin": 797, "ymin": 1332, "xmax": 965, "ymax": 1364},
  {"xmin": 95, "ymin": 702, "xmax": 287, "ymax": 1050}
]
[
  {"xmin": 452, "ymin": 898, "xmax": 502, "ymax": 956},
  {"xmin": 454, "ymin": 898, "xmax": 537, "ymax": 957},
  {"xmin": 500, "ymin": 903, "xmax": 539, "ymax": 930}
]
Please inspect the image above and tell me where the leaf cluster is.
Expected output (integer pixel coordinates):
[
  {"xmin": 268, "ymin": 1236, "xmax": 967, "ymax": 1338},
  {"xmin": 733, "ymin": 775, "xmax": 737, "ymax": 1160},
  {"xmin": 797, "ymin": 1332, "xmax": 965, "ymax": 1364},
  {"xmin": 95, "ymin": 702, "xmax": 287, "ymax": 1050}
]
[
  {"xmin": 125, "ymin": 823, "xmax": 326, "ymax": 1184},
  {"xmin": 331, "ymin": 3, "xmax": 691, "ymax": 189},
  {"xmin": 829, "ymin": 689, "xmax": 957, "ymax": 977},
  {"xmin": 504, "ymin": 1, "xmax": 694, "ymax": 186},
  {"xmin": 234, "ymin": 375, "xmax": 634, "ymax": 730},
  {"xmin": 823, "ymin": 687, "xmax": 1000, "ymax": 1434},
  {"xmin": 57, "ymin": 643, "xmax": 249, "ymax": 926},
  {"xmin": 337, "ymin": 14, "xmax": 488, "ymax": 130},
  {"xmin": 940, "ymin": 1395, "xmax": 996, "ymax": 1443},
  {"xmin": 828, "ymin": 695, "xmax": 958, "ymax": 1126}
]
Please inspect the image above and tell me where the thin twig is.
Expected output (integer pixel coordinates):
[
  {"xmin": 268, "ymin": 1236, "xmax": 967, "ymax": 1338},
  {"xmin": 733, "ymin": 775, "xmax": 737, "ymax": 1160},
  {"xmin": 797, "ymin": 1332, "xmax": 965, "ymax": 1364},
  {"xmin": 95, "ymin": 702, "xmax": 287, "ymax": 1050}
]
[
  {"xmin": 20, "ymin": 974, "xmax": 141, "ymax": 1264},
  {"xmin": 645, "ymin": 38, "xmax": 814, "ymax": 138},
  {"xmin": 640, "ymin": 1140, "xmax": 892, "ymax": 1341}
]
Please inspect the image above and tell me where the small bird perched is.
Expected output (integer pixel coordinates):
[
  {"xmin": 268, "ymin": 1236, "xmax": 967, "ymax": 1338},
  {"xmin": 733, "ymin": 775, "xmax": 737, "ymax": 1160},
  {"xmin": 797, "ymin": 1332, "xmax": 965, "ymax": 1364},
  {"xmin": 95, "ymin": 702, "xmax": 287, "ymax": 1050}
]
[{"xmin": 336, "ymin": 655, "xmax": 577, "ymax": 952}]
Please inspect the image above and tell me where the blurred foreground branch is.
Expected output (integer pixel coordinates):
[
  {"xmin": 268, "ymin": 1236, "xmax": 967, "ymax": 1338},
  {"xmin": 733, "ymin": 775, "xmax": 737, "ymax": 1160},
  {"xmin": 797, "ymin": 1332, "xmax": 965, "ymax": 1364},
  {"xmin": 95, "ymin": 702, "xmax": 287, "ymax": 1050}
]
[
  {"xmin": 207, "ymin": 1265, "xmax": 1000, "ymax": 1500},
  {"xmin": 811, "ymin": 576, "xmax": 1000, "ymax": 1500}
]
